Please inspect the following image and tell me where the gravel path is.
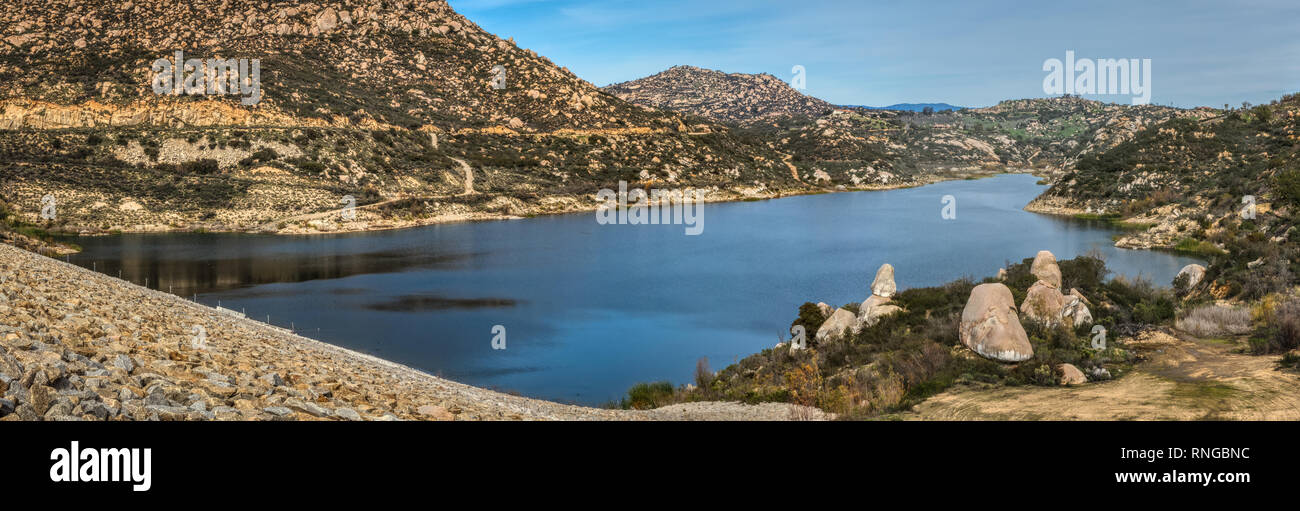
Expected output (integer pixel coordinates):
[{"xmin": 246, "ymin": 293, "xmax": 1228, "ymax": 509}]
[{"xmin": 0, "ymin": 243, "xmax": 827, "ymax": 421}]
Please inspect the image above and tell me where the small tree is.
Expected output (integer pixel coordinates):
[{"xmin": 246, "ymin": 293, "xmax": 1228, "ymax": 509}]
[{"xmin": 694, "ymin": 357, "xmax": 712, "ymax": 389}]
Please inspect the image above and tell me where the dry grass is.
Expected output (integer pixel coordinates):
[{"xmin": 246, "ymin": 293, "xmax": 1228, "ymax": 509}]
[{"xmin": 1175, "ymin": 304, "xmax": 1252, "ymax": 337}]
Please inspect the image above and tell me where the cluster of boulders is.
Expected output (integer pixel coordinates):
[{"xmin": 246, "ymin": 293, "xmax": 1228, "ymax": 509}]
[
  {"xmin": 958, "ymin": 251, "xmax": 1095, "ymax": 373},
  {"xmin": 814, "ymin": 263, "xmax": 904, "ymax": 343},
  {"xmin": 1019, "ymin": 251, "xmax": 1093, "ymax": 328}
]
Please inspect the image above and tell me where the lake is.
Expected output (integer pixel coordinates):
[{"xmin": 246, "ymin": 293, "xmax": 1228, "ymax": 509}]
[{"xmin": 65, "ymin": 174, "xmax": 1203, "ymax": 404}]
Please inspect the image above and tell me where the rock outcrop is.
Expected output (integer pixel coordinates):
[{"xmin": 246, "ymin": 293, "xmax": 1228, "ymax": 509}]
[
  {"xmin": 960, "ymin": 283, "xmax": 1033, "ymax": 362},
  {"xmin": 1060, "ymin": 291, "xmax": 1094, "ymax": 327},
  {"xmin": 857, "ymin": 263, "xmax": 902, "ymax": 330},
  {"xmin": 1177, "ymin": 263, "xmax": 1207, "ymax": 288},
  {"xmin": 1030, "ymin": 250, "xmax": 1062, "ymax": 288},
  {"xmin": 870, "ymin": 263, "xmax": 897, "ymax": 298},
  {"xmin": 1021, "ymin": 280, "xmax": 1068, "ymax": 324},
  {"xmin": 858, "ymin": 295, "xmax": 902, "ymax": 329},
  {"xmin": 1057, "ymin": 363, "xmax": 1087, "ymax": 385},
  {"xmin": 1020, "ymin": 251, "xmax": 1091, "ymax": 328},
  {"xmin": 816, "ymin": 308, "xmax": 859, "ymax": 343}
]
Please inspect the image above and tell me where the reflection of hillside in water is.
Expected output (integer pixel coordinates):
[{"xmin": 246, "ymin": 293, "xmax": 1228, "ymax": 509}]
[{"xmin": 68, "ymin": 241, "xmax": 477, "ymax": 297}]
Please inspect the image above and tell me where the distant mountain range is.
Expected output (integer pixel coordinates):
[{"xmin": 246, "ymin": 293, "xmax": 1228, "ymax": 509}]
[{"xmin": 847, "ymin": 103, "xmax": 967, "ymax": 112}]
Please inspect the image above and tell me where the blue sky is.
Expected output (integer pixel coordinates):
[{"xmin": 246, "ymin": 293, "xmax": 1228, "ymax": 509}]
[{"xmin": 449, "ymin": 0, "xmax": 1299, "ymax": 108}]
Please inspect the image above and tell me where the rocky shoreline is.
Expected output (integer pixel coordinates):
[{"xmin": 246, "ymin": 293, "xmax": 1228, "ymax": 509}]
[
  {"xmin": 0, "ymin": 242, "xmax": 828, "ymax": 421},
  {"xmin": 30, "ymin": 168, "xmax": 1036, "ymax": 241}
]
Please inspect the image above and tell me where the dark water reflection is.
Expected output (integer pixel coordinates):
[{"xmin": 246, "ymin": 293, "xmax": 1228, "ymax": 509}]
[{"xmin": 66, "ymin": 174, "xmax": 1203, "ymax": 404}]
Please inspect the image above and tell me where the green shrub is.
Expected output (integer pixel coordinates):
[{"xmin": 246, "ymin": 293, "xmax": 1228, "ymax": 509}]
[
  {"xmin": 791, "ymin": 302, "xmax": 828, "ymax": 338},
  {"xmin": 1252, "ymin": 299, "xmax": 1300, "ymax": 355},
  {"xmin": 1173, "ymin": 237, "xmax": 1225, "ymax": 257},
  {"xmin": 292, "ymin": 158, "xmax": 327, "ymax": 174},
  {"xmin": 1275, "ymin": 169, "xmax": 1300, "ymax": 207},
  {"xmin": 181, "ymin": 158, "xmax": 219, "ymax": 175},
  {"xmin": 619, "ymin": 381, "xmax": 676, "ymax": 410}
]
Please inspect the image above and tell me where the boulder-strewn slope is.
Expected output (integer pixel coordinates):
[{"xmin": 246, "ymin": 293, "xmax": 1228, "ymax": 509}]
[
  {"xmin": 603, "ymin": 65, "xmax": 835, "ymax": 125},
  {"xmin": 0, "ymin": 0, "xmax": 798, "ymax": 234},
  {"xmin": 1028, "ymin": 93, "xmax": 1300, "ymax": 300},
  {"xmin": 1, "ymin": 0, "xmax": 671, "ymax": 131},
  {"xmin": 0, "ymin": 243, "xmax": 831, "ymax": 421},
  {"xmin": 738, "ymin": 96, "xmax": 1200, "ymax": 187}
]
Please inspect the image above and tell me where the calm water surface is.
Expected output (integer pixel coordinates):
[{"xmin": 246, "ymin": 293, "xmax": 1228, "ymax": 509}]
[{"xmin": 67, "ymin": 174, "xmax": 1203, "ymax": 404}]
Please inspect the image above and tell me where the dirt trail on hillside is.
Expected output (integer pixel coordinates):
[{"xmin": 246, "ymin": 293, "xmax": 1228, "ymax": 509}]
[{"xmin": 901, "ymin": 331, "xmax": 1300, "ymax": 420}]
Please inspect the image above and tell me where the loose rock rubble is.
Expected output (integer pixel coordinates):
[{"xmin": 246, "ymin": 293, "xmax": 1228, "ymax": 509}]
[{"xmin": 0, "ymin": 243, "xmax": 823, "ymax": 421}]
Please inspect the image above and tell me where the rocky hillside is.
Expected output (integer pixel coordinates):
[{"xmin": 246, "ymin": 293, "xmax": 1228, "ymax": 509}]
[
  {"xmin": 1028, "ymin": 93, "xmax": 1300, "ymax": 300},
  {"xmin": 0, "ymin": 0, "xmax": 798, "ymax": 234},
  {"xmin": 637, "ymin": 250, "xmax": 1190, "ymax": 418},
  {"xmin": 0, "ymin": 0, "xmax": 1251, "ymax": 238},
  {"xmin": 734, "ymin": 96, "xmax": 1201, "ymax": 188},
  {"xmin": 2, "ymin": 0, "xmax": 673, "ymax": 132},
  {"xmin": 603, "ymin": 65, "xmax": 835, "ymax": 125}
]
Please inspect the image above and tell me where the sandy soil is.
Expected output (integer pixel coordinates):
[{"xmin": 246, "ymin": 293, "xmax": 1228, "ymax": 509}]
[{"xmin": 899, "ymin": 330, "xmax": 1300, "ymax": 420}]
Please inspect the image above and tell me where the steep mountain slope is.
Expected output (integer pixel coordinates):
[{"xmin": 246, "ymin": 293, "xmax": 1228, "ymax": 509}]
[
  {"xmin": 1, "ymin": 0, "xmax": 669, "ymax": 131},
  {"xmin": 603, "ymin": 65, "xmax": 835, "ymax": 125},
  {"xmin": 0, "ymin": 0, "xmax": 796, "ymax": 234}
]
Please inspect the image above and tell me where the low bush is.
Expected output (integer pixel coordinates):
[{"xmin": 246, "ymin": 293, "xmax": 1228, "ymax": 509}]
[
  {"xmin": 618, "ymin": 381, "xmax": 677, "ymax": 410},
  {"xmin": 181, "ymin": 158, "xmax": 219, "ymax": 175}
]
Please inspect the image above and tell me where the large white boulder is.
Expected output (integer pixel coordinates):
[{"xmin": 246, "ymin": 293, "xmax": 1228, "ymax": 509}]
[
  {"xmin": 960, "ymin": 283, "xmax": 1034, "ymax": 362},
  {"xmin": 870, "ymin": 263, "xmax": 896, "ymax": 299},
  {"xmin": 1176, "ymin": 264, "xmax": 1206, "ymax": 288},
  {"xmin": 815, "ymin": 308, "xmax": 858, "ymax": 343},
  {"xmin": 1030, "ymin": 250, "xmax": 1062, "ymax": 289},
  {"xmin": 857, "ymin": 294, "xmax": 902, "ymax": 330},
  {"xmin": 1021, "ymin": 281, "xmax": 1092, "ymax": 328}
]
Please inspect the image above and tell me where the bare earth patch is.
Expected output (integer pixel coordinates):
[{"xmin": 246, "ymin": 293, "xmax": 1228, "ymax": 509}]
[{"xmin": 899, "ymin": 330, "xmax": 1300, "ymax": 420}]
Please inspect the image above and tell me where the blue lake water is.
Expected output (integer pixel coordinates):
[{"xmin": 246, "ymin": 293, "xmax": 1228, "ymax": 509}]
[{"xmin": 66, "ymin": 174, "xmax": 1203, "ymax": 404}]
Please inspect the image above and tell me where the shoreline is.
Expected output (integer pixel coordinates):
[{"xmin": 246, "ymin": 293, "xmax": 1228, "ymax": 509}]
[
  {"xmin": 3, "ymin": 168, "xmax": 1208, "ymax": 421},
  {"xmin": 47, "ymin": 167, "xmax": 1047, "ymax": 242},
  {"xmin": 0, "ymin": 242, "xmax": 828, "ymax": 421}
]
